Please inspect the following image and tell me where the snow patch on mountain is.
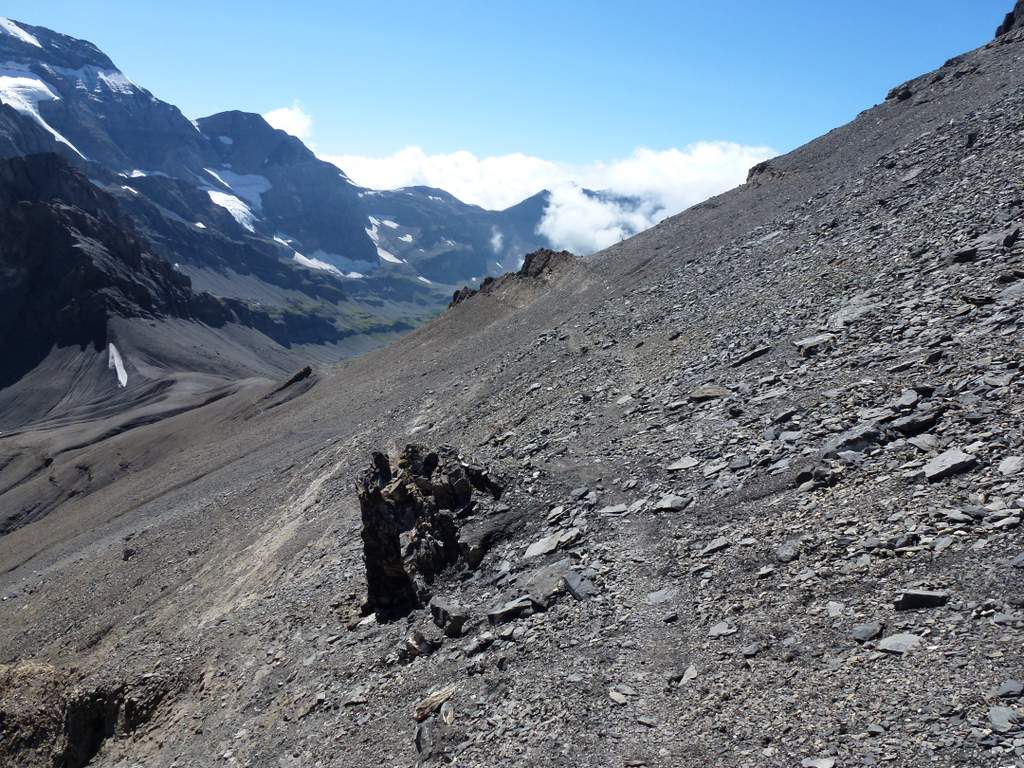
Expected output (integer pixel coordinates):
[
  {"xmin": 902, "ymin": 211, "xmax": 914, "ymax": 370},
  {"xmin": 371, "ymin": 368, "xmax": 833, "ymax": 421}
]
[
  {"xmin": 272, "ymin": 236, "xmax": 363, "ymax": 278},
  {"xmin": 293, "ymin": 251, "xmax": 343, "ymax": 276},
  {"xmin": 398, "ymin": 233, "xmax": 414, "ymax": 243},
  {"xmin": 310, "ymin": 249, "xmax": 374, "ymax": 274},
  {"xmin": 417, "ymin": 275, "xmax": 432, "ymax": 284},
  {"xmin": 365, "ymin": 216, "xmax": 404, "ymax": 262},
  {"xmin": 127, "ymin": 169, "xmax": 167, "ymax": 179},
  {"xmin": 0, "ymin": 18, "xmax": 41, "ymax": 48},
  {"xmin": 203, "ymin": 168, "xmax": 229, "ymax": 187},
  {"xmin": 381, "ymin": 219, "xmax": 399, "ymax": 229},
  {"xmin": 0, "ymin": 63, "xmax": 85, "ymax": 157},
  {"xmin": 107, "ymin": 343, "xmax": 128, "ymax": 387},
  {"xmin": 205, "ymin": 168, "xmax": 272, "ymax": 209},
  {"xmin": 294, "ymin": 251, "xmax": 364, "ymax": 278},
  {"xmin": 377, "ymin": 247, "xmax": 403, "ymax": 264},
  {"xmin": 208, "ymin": 189, "xmax": 257, "ymax": 232},
  {"xmin": 45, "ymin": 64, "xmax": 137, "ymax": 96}
]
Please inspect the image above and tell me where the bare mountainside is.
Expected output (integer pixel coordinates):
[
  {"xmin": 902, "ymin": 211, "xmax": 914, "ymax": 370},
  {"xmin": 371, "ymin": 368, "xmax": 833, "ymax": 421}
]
[{"xmin": 3, "ymin": 7, "xmax": 1024, "ymax": 768}]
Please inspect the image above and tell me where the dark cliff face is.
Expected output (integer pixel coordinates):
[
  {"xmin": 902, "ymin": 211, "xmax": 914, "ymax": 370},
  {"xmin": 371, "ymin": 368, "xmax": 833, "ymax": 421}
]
[
  {"xmin": 0, "ymin": 154, "xmax": 227, "ymax": 387},
  {"xmin": 0, "ymin": 105, "xmax": 62, "ymax": 160}
]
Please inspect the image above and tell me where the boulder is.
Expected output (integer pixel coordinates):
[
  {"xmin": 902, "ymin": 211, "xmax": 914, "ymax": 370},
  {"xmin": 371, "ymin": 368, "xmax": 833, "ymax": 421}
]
[{"xmin": 357, "ymin": 445, "xmax": 503, "ymax": 620}]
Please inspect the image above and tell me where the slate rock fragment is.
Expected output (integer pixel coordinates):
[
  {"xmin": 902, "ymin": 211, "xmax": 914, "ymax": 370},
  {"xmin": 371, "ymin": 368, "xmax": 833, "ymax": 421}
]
[
  {"xmin": 923, "ymin": 448, "xmax": 977, "ymax": 481},
  {"xmin": 877, "ymin": 633, "xmax": 923, "ymax": 654},
  {"xmin": 851, "ymin": 622, "xmax": 884, "ymax": 643}
]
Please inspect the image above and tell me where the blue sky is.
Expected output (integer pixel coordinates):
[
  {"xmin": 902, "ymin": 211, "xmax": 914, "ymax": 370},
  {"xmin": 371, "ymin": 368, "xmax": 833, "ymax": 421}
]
[{"xmin": 7, "ymin": 1, "xmax": 1008, "ymax": 161}]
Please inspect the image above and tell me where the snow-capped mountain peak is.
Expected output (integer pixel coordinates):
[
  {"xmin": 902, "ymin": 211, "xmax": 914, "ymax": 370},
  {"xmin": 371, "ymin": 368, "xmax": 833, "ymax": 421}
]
[{"xmin": 0, "ymin": 17, "xmax": 42, "ymax": 48}]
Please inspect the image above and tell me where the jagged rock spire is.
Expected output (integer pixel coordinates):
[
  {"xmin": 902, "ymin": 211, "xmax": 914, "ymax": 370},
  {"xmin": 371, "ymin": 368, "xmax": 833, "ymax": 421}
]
[{"xmin": 996, "ymin": 1, "xmax": 1024, "ymax": 37}]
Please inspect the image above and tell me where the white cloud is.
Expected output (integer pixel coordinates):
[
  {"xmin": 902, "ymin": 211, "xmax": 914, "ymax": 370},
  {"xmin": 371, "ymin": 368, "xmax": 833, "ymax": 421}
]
[
  {"xmin": 324, "ymin": 147, "xmax": 563, "ymax": 211},
  {"xmin": 490, "ymin": 227, "xmax": 504, "ymax": 254},
  {"xmin": 263, "ymin": 101, "xmax": 313, "ymax": 140},
  {"xmin": 537, "ymin": 186, "xmax": 658, "ymax": 255},
  {"xmin": 323, "ymin": 141, "xmax": 775, "ymax": 254}
]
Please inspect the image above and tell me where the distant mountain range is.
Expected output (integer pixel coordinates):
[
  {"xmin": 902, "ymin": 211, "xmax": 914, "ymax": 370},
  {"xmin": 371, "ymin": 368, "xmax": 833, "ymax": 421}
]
[{"xmin": 0, "ymin": 16, "xmax": 588, "ymax": 426}]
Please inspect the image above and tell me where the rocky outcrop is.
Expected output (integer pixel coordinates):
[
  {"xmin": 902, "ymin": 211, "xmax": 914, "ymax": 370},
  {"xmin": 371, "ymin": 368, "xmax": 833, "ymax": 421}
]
[
  {"xmin": 356, "ymin": 445, "xmax": 502, "ymax": 620},
  {"xmin": 996, "ymin": 1, "xmax": 1024, "ymax": 36},
  {"xmin": 448, "ymin": 248, "xmax": 578, "ymax": 307},
  {"xmin": 448, "ymin": 285, "xmax": 477, "ymax": 307},
  {"xmin": 517, "ymin": 248, "xmax": 575, "ymax": 278},
  {"xmin": 0, "ymin": 663, "xmax": 171, "ymax": 768}
]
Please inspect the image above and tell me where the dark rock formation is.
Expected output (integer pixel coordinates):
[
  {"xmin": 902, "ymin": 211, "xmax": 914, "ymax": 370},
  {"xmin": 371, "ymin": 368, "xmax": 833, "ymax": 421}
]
[
  {"xmin": 996, "ymin": 1, "xmax": 1024, "ymax": 36},
  {"xmin": 356, "ymin": 445, "xmax": 502, "ymax": 619},
  {"xmin": 517, "ymin": 248, "xmax": 575, "ymax": 278},
  {"xmin": 448, "ymin": 249, "xmax": 578, "ymax": 307},
  {"xmin": 449, "ymin": 285, "xmax": 477, "ymax": 307}
]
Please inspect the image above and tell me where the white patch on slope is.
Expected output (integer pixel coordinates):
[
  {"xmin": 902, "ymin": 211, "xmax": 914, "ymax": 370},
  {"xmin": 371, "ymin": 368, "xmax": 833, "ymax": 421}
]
[
  {"xmin": 490, "ymin": 227, "xmax": 503, "ymax": 253},
  {"xmin": 364, "ymin": 217, "xmax": 405, "ymax": 263},
  {"xmin": 207, "ymin": 190, "xmax": 256, "ymax": 232},
  {"xmin": 277, "ymin": 238, "xmax": 363, "ymax": 278},
  {"xmin": 398, "ymin": 233, "xmax": 413, "ymax": 243},
  {"xmin": 46, "ymin": 64, "xmax": 137, "ymax": 96},
  {"xmin": 194, "ymin": 222, "xmax": 206, "ymax": 229},
  {"xmin": 129, "ymin": 169, "xmax": 168, "ymax": 179},
  {"xmin": 218, "ymin": 135, "xmax": 233, "ymax": 145},
  {"xmin": 293, "ymin": 252, "xmax": 363, "ymax": 279},
  {"xmin": 203, "ymin": 168, "xmax": 229, "ymax": 188},
  {"xmin": 417, "ymin": 275, "xmax": 432, "ymax": 284},
  {"xmin": 0, "ymin": 18, "xmax": 41, "ymax": 48},
  {"xmin": 0, "ymin": 63, "xmax": 85, "ymax": 157},
  {"xmin": 205, "ymin": 168, "xmax": 272, "ymax": 209},
  {"xmin": 310, "ymin": 249, "xmax": 374, "ymax": 272},
  {"xmin": 107, "ymin": 343, "xmax": 128, "ymax": 388},
  {"xmin": 381, "ymin": 219, "xmax": 399, "ymax": 229},
  {"xmin": 293, "ymin": 251, "xmax": 343, "ymax": 276}
]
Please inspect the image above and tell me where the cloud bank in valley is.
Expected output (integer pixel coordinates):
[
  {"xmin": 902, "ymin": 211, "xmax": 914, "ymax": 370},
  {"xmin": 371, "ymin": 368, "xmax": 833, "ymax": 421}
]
[
  {"xmin": 326, "ymin": 143, "xmax": 775, "ymax": 254},
  {"xmin": 267, "ymin": 105, "xmax": 775, "ymax": 254}
]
